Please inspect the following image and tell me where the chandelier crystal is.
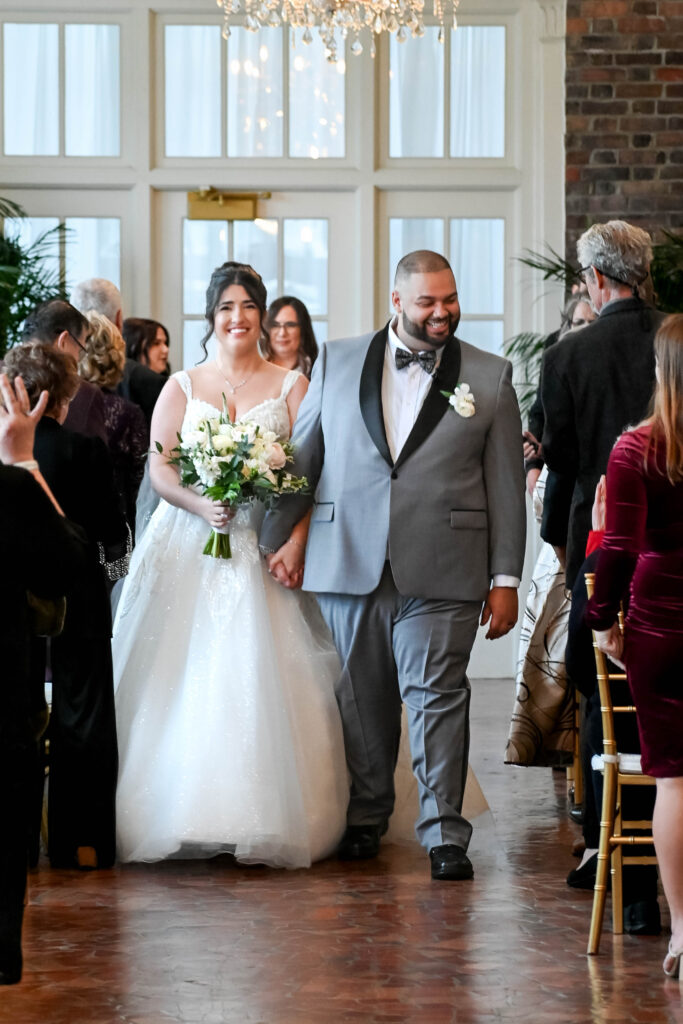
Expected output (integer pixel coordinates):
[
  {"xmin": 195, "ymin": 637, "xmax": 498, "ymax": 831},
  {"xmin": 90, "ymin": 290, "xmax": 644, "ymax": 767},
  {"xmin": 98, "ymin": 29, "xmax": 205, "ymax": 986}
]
[{"xmin": 217, "ymin": 0, "xmax": 460, "ymax": 62}]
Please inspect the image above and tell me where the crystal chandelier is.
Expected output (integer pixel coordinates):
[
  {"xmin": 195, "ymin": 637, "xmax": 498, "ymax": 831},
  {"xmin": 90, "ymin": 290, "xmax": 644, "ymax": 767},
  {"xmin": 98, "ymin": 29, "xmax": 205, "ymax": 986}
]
[{"xmin": 217, "ymin": 0, "xmax": 460, "ymax": 62}]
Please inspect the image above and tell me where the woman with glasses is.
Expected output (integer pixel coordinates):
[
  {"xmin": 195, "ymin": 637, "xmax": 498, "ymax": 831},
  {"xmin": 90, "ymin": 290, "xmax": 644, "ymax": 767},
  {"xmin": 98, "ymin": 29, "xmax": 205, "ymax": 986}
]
[{"xmin": 264, "ymin": 296, "xmax": 319, "ymax": 379}]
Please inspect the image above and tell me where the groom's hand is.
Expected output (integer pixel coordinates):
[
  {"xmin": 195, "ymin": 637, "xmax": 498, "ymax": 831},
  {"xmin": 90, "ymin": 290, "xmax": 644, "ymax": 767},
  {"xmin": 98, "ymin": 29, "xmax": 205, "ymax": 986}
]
[
  {"xmin": 266, "ymin": 545, "xmax": 304, "ymax": 589},
  {"xmin": 480, "ymin": 586, "xmax": 518, "ymax": 640}
]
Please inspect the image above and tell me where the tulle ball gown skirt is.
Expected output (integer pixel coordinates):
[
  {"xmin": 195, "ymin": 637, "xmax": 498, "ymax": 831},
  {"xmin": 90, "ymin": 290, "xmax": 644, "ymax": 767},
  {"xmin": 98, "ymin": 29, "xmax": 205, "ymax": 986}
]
[{"xmin": 112, "ymin": 500, "xmax": 349, "ymax": 868}]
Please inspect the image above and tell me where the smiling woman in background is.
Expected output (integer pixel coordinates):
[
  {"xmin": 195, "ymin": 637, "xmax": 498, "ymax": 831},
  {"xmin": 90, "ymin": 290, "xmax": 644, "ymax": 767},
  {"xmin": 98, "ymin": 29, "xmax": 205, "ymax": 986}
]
[
  {"xmin": 122, "ymin": 318, "xmax": 170, "ymax": 376},
  {"xmin": 264, "ymin": 296, "xmax": 319, "ymax": 378}
]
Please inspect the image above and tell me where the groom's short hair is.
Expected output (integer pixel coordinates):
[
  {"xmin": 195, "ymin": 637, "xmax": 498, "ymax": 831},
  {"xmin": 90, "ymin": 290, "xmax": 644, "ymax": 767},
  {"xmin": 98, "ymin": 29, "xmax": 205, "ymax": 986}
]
[{"xmin": 394, "ymin": 251, "xmax": 452, "ymax": 289}]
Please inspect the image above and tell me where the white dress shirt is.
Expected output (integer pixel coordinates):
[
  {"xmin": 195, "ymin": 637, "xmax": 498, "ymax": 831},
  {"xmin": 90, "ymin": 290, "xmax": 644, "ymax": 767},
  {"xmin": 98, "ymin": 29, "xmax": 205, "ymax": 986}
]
[{"xmin": 381, "ymin": 320, "xmax": 519, "ymax": 590}]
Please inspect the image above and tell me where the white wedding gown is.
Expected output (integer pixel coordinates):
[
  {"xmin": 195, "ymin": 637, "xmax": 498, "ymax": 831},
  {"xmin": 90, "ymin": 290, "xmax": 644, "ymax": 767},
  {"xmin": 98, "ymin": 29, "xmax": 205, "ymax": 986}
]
[{"xmin": 112, "ymin": 369, "xmax": 349, "ymax": 867}]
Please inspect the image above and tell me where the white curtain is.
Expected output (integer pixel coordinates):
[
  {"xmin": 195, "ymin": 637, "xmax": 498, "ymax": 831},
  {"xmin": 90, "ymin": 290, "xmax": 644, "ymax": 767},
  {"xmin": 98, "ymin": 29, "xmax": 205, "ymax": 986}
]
[
  {"xmin": 389, "ymin": 30, "xmax": 444, "ymax": 158},
  {"xmin": 450, "ymin": 26, "xmax": 505, "ymax": 158},
  {"xmin": 450, "ymin": 218, "xmax": 504, "ymax": 313},
  {"xmin": 65, "ymin": 217, "xmax": 120, "ymax": 291},
  {"xmin": 227, "ymin": 28, "xmax": 283, "ymax": 157},
  {"xmin": 165, "ymin": 25, "xmax": 221, "ymax": 157},
  {"xmin": 65, "ymin": 24, "xmax": 120, "ymax": 156},
  {"xmin": 3, "ymin": 23, "xmax": 59, "ymax": 154},
  {"xmin": 289, "ymin": 30, "xmax": 345, "ymax": 159}
]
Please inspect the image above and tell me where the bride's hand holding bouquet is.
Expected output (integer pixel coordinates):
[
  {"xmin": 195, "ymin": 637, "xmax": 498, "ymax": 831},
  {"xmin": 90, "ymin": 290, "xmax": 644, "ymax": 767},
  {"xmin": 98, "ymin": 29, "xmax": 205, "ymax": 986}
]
[{"xmin": 157, "ymin": 396, "xmax": 308, "ymax": 559}]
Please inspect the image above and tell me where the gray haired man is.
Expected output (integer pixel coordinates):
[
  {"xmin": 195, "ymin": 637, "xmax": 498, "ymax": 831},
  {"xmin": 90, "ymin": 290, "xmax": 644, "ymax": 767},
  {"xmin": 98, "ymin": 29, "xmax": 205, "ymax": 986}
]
[
  {"xmin": 260, "ymin": 251, "xmax": 526, "ymax": 880},
  {"xmin": 541, "ymin": 220, "xmax": 664, "ymax": 588}
]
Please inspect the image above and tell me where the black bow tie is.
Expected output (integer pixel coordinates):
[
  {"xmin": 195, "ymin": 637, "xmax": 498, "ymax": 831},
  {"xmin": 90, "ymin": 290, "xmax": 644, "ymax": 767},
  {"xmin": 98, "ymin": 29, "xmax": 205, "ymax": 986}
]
[{"xmin": 394, "ymin": 348, "xmax": 437, "ymax": 374}]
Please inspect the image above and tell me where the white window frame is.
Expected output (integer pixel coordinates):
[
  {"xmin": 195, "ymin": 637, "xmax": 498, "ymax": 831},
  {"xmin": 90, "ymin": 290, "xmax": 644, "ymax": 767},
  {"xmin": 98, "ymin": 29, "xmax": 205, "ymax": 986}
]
[{"xmin": 0, "ymin": 9, "xmax": 133, "ymax": 167}]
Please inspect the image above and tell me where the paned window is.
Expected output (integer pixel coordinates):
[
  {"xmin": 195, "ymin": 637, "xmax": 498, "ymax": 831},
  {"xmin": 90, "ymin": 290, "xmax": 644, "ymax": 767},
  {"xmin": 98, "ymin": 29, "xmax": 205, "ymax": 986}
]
[
  {"xmin": 389, "ymin": 216, "xmax": 504, "ymax": 353},
  {"xmin": 164, "ymin": 24, "xmax": 345, "ymax": 159},
  {"xmin": 3, "ymin": 22, "xmax": 120, "ymax": 157},
  {"xmin": 389, "ymin": 25, "xmax": 505, "ymax": 159},
  {"xmin": 182, "ymin": 218, "xmax": 328, "ymax": 367},
  {"xmin": 5, "ymin": 216, "xmax": 121, "ymax": 294}
]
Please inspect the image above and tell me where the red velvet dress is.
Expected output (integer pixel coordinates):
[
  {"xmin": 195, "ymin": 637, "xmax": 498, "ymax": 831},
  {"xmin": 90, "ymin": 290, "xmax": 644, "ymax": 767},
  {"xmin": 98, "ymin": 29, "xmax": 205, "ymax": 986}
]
[{"xmin": 586, "ymin": 426, "xmax": 683, "ymax": 778}]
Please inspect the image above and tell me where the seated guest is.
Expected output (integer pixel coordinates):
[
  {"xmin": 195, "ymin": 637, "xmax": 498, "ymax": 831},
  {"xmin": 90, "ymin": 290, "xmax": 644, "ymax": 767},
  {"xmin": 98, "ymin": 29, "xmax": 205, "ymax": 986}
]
[
  {"xmin": 0, "ymin": 373, "xmax": 87, "ymax": 985},
  {"xmin": 70, "ymin": 279, "xmax": 165, "ymax": 428},
  {"xmin": 565, "ymin": 478, "xmax": 659, "ymax": 935},
  {"xmin": 586, "ymin": 314, "xmax": 683, "ymax": 976},
  {"xmin": 20, "ymin": 299, "xmax": 107, "ymax": 443},
  {"xmin": 3, "ymin": 343, "xmax": 127, "ymax": 871},
  {"xmin": 81, "ymin": 312, "xmax": 147, "ymax": 533},
  {"xmin": 264, "ymin": 296, "xmax": 318, "ymax": 378},
  {"xmin": 121, "ymin": 317, "xmax": 170, "ymax": 378}
]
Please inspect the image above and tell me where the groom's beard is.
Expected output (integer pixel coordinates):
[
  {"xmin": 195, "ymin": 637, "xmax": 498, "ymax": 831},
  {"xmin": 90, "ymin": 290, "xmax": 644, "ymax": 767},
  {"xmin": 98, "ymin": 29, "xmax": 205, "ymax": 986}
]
[{"xmin": 401, "ymin": 310, "xmax": 460, "ymax": 350}]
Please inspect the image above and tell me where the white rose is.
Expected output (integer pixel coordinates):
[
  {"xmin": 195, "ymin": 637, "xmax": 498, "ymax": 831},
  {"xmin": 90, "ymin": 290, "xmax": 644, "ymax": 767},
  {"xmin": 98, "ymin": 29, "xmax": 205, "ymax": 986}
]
[
  {"xmin": 453, "ymin": 397, "xmax": 475, "ymax": 418},
  {"xmin": 266, "ymin": 442, "xmax": 287, "ymax": 470},
  {"xmin": 212, "ymin": 434, "xmax": 233, "ymax": 453},
  {"xmin": 449, "ymin": 383, "xmax": 475, "ymax": 418}
]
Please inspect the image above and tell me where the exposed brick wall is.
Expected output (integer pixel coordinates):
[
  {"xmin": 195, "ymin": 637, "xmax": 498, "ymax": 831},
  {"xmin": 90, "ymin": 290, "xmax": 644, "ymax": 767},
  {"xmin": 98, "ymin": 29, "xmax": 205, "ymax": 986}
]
[{"xmin": 565, "ymin": 0, "xmax": 683, "ymax": 259}]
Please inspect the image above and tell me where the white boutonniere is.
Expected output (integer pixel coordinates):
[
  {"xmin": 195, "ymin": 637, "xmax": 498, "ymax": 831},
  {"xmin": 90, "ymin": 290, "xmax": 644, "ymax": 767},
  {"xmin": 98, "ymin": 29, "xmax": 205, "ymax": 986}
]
[{"xmin": 441, "ymin": 383, "xmax": 476, "ymax": 418}]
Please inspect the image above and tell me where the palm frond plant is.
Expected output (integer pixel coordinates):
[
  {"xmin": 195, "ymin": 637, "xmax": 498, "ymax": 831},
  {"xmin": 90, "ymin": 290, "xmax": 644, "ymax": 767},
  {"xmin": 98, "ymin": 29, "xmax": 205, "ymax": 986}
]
[
  {"xmin": 0, "ymin": 198, "xmax": 68, "ymax": 358},
  {"xmin": 502, "ymin": 331, "xmax": 547, "ymax": 418}
]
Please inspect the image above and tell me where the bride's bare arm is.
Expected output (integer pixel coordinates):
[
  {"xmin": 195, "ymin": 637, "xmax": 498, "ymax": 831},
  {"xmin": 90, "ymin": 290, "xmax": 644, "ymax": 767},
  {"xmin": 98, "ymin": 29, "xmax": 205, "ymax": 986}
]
[
  {"xmin": 268, "ymin": 374, "xmax": 313, "ymax": 587},
  {"xmin": 148, "ymin": 378, "xmax": 231, "ymax": 528}
]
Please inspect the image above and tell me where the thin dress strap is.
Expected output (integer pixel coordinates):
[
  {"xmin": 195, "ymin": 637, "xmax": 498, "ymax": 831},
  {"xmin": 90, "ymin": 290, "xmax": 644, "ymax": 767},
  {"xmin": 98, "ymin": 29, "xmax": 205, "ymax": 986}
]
[
  {"xmin": 280, "ymin": 369, "xmax": 302, "ymax": 400},
  {"xmin": 172, "ymin": 370, "xmax": 193, "ymax": 401}
]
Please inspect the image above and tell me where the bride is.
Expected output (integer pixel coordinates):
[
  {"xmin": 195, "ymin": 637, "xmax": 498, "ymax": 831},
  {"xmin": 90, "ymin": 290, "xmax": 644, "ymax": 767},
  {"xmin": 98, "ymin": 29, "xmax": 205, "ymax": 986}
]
[{"xmin": 112, "ymin": 262, "xmax": 348, "ymax": 867}]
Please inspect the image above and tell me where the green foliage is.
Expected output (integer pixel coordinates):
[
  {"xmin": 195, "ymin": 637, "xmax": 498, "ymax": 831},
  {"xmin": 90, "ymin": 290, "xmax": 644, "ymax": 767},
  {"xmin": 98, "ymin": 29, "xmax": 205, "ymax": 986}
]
[
  {"xmin": 650, "ymin": 230, "xmax": 683, "ymax": 314},
  {"xmin": 503, "ymin": 331, "xmax": 546, "ymax": 418},
  {"xmin": 0, "ymin": 198, "xmax": 68, "ymax": 358},
  {"xmin": 516, "ymin": 246, "xmax": 582, "ymax": 291}
]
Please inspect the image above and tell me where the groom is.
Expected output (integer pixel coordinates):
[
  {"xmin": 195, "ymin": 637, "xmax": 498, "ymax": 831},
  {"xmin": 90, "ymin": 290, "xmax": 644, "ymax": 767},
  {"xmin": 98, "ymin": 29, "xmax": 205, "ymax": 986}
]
[{"xmin": 260, "ymin": 251, "xmax": 526, "ymax": 879}]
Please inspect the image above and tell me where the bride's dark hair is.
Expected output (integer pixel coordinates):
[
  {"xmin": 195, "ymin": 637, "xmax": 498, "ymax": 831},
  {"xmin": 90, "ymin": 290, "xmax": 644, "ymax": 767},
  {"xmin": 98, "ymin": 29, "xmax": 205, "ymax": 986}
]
[{"xmin": 198, "ymin": 261, "xmax": 268, "ymax": 363}]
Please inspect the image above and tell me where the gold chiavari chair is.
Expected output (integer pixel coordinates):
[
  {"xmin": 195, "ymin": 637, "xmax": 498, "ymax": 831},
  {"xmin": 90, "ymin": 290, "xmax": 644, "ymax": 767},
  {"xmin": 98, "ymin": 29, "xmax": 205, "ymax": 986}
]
[{"xmin": 585, "ymin": 572, "xmax": 657, "ymax": 956}]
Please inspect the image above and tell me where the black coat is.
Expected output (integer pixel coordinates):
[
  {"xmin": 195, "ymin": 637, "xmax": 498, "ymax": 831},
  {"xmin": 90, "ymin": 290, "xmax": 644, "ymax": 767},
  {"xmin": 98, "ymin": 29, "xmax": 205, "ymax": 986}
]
[
  {"xmin": 118, "ymin": 358, "xmax": 165, "ymax": 430},
  {"xmin": 540, "ymin": 296, "xmax": 662, "ymax": 588},
  {"xmin": 33, "ymin": 417, "xmax": 128, "ymax": 637},
  {"xmin": 0, "ymin": 466, "xmax": 88, "ymax": 727},
  {"xmin": 63, "ymin": 379, "xmax": 108, "ymax": 444}
]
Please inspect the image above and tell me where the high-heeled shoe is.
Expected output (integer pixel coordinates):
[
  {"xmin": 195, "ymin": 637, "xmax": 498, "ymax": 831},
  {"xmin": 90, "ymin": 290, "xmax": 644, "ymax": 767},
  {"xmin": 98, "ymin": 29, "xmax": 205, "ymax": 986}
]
[{"xmin": 663, "ymin": 942, "xmax": 683, "ymax": 978}]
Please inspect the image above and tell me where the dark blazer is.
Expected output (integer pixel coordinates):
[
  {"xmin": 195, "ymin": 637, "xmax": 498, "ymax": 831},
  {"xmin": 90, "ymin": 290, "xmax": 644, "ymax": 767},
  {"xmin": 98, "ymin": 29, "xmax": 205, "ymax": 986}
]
[
  {"xmin": 540, "ymin": 296, "xmax": 662, "ymax": 589},
  {"xmin": 63, "ymin": 379, "xmax": 108, "ymax": 444},
  {"xmin": 33, "ymin": 417, "xmax": 128, "ymax": 637},
  {"xmin": 118, "ymin": 359, "xmax": 165, "ymax": 429}
]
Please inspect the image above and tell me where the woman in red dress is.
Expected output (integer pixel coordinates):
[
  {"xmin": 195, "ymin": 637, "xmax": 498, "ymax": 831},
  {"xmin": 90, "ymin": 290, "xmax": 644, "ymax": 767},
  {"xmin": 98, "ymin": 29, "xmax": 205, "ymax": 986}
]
[{"xmin": 586, "ymin": 313, "xmax": 683, "ymax": 976}]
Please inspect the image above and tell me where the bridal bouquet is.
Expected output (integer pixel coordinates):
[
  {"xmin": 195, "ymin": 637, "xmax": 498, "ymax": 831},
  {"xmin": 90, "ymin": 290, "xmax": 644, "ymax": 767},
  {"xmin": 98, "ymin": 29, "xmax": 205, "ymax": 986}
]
[{"xmin": 158, "ymin": 398, "xmax": 308, "ymax": 559}]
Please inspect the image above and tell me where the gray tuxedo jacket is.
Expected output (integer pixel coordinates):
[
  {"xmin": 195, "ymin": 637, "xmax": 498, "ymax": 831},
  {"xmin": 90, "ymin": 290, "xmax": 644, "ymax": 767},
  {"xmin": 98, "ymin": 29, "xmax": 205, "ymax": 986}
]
[{"xmin": 260, "ymin": 324, "xmax": 526, "ymax": 601}]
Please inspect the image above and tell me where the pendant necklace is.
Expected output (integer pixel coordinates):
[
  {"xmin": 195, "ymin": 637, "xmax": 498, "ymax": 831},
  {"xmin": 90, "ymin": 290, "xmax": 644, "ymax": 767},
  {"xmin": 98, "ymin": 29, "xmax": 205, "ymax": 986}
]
[{"xmin": 217, "ymin": 362, "xmax": 257, "ymax": 395}]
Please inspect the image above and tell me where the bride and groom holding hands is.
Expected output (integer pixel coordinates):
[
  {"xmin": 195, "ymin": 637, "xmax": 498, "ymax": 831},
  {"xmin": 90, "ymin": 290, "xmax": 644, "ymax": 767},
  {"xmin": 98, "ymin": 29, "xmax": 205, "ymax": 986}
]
[{"xmin": 113, "ymin": 249, "xmax": 526, "ymax": 879}]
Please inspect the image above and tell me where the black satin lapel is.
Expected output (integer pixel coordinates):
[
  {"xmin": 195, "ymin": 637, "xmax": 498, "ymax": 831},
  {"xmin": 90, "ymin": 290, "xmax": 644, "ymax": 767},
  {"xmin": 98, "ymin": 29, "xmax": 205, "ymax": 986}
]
[
  {"xmin": 359, "ymin": 325, "xmax": 393, "ymax": 467},
  {"xmin": 393, "ymin": 337, "xmax": 462, "ymax": 471}
]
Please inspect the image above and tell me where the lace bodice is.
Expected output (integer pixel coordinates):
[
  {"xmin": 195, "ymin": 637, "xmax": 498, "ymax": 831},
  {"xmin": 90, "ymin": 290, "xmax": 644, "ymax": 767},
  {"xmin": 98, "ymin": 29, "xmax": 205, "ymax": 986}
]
[{"xmin": 173, "ymin": 369, "xmax": 300, "ymax": 440}]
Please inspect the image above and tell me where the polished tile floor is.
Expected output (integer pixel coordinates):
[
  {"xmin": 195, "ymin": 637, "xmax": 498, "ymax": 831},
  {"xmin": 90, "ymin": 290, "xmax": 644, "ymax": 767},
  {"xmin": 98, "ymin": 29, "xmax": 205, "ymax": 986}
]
[{"xmin": 3, "ymin": 679, "xmax": 682, "ymax": 1024}]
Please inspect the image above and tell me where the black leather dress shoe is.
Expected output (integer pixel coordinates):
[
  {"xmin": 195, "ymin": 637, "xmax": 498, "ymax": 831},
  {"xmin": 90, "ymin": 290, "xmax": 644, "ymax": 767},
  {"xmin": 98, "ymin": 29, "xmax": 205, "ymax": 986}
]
[
  {"xmin": 0, "ymin": 956, "xmax": 22, "ymax": 986},
  {"xmin": 624, "ymin": 899, "xmax": 662, "ymax": 935},
  {"xmin": 337, "ymin": 825, "xmax": 384, "ymax": 860},
  {"xmin": 566, "ymin": 852, "xmax": 604, "ymax": 890},
  {"xmin": 429, "ymin": 844, "xmax": 474, "ymax": 881}
]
